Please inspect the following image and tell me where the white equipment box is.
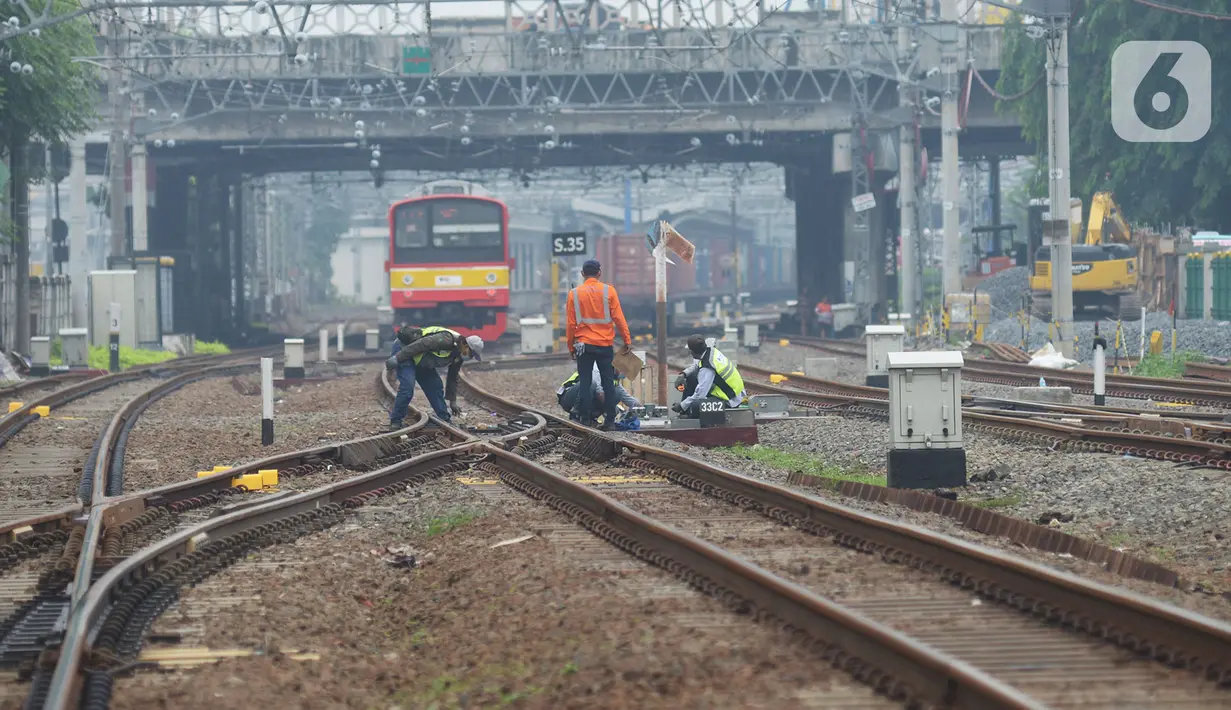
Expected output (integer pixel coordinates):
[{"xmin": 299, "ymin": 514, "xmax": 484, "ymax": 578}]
[
  {"xmin": 519, "ymin": 316, "xmax": 552, "ymax": 354},
  {"xmin": 886, "ymin": 350, "xmax": 963, "ymax": 449},
  {"xmin": 88, "ymin": 271, "xmax": 138, "ymax": 349},
  {"xmin": 865, "ymin": 324, "xmax": 906, "ymax": 376}
]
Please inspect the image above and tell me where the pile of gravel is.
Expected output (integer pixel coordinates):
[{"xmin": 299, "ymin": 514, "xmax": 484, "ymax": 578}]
[
  {"xmin": 983, "ymin": 311, "xmax": 1231, "ymax": 362},
  {"xmin": 978, "ymin": 266, "xmax": 1031, "ymax": 320}
]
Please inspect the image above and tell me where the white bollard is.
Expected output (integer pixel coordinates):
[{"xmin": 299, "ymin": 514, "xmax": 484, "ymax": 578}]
[
  {"xmin": 319, "ymin": 329, "xmax": 329, "ymax": 362},
  {"xmin": 337, "ymin": 324, "xmax": 345, "ymax": 355},
  {"xmin": 365, "ymin": 329, "xmax": 380, "ymax": 353},
  {"xmin": 283, "ymin": 338, "xmax": 305, "ymax": 380},
  {"xmin": 261, "ymin": 357, "xmax": 274, "ymax": 445},
  {"xmin": 1093, "ymin": 340, "xmax": 1107, "ymax": 407}
]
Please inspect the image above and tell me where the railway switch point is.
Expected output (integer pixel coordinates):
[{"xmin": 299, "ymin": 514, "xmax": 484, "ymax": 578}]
[
  {"xmin": 32, "ymin": 406, "xmax": 50, "ymax": 418},
  {"xmin": 865, "ymin": 325, "xmax": 906, "ymax": 389},
  {"xmin": 7, "ymin": 402, "xmax": 22, "ymax": 413},
  {"xmin": 59, "ymin": 327, "xmax": 89, "ymax": 368},
  {"xmin": 283, "ymin": 338, "xmax": 305, "ymax": 380},
  {"xmin": 805, "ymin": 358, "xmax": 839, "ymax": 380},
  {"xmin": 29, "ymin": 336, "xmax": 50, "ymax": 377},
  {"xmin": 518, "ymin": 317, "xmax": 551, "ymax": 354},
  {"xmin": 886, "ymin": 351, "xmax": 967, "ymax": 489},
  {"xmin": 364, "ymin": 329, "xmax": 381, "ymax": 353},
  {"xmin": 1015, "ymin": 387, "xmax": 1074, "ymax": 405}
]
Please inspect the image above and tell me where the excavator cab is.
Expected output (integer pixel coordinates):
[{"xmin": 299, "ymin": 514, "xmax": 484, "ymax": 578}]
[{"xmin": 1029, "ymin": 192, "xmax": 1141, "ymax": 321}]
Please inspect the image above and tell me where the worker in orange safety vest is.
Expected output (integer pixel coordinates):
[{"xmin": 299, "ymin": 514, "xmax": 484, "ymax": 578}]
[{"xmin": 566, "ymin": 259, "xmax": 633, "ymax": 430}]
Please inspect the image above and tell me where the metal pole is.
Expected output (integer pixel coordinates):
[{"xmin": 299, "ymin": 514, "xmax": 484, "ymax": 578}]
[
  {"xmin": 260, "ymin": 356, "xmax": 274, "ymax": 445},
  {"xmin": 550, "ymin": 257, "xmax": 559, "ymax": 353},
  {"xmin": 131, "ymin": 142, "xmax": 148, "ymax": 253},
  {"xmin": 898, "ymin": 18, "xmax": 918, "ymax": 319},
  {"xmin": 107, "ymin": 20, "xmax": 128, "ymax": 258},
  {"xmin": 940, "ymin": 0, "xmax": 961, "ymax": 300},
  {"xmin": 655, "ymin": 243, "xmax": 667, "ymax": 406},
  {"xmin": 1046, "ymin": 20, "xmax": 1075, "ymax": 358}
]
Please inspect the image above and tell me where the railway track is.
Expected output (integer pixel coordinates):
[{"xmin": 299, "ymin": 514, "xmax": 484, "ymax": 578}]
[
  {"xmin": 0, "ymin": 335, "xmax": 386, "ymax": 705},
  {"xmin": 792, "ymin": 336, "xmax": 1231, "ymax": 408},
  {"xmin": 1187, "ymin": 361, "xmax": 1231, "ymax": 384},
  {"xmin": 32, "ymin": 355, "xmax": 1231, "ymax": 709},
  {"xmin": 729, "ymin": 363, "xmax": 1231, "ymax": 469}
]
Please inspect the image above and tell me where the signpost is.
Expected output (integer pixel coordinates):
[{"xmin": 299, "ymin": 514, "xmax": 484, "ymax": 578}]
[
  {"xmin": 108, "ymin": 302, "xmax": 121, "ymax": 373},
  {"xmin": 550, "ymin": 232, "xmax": 588, "ymax": 353},
  {"xmin": 646, "ymin": 221, "xmax": 695, "ymax": 405}
]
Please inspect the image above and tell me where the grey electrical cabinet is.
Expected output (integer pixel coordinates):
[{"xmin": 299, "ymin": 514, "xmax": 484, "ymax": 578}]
[
  {"xmin": 865, "ymin": 324, "xmax": 906, "ymax": 388},
  {"xmin": 886, "ymin": 350, "xmax": 966, "ymax": 489},
  {"xmin": 887, "ymin": 350, "xmax": 963, "ymax": 448}
]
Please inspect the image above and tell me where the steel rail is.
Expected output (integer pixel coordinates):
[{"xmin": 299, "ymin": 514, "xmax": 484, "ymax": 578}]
[
  {"xmin": 792, "ymin": 335, "xmax": 1231, "ymax": 407},
  {"xmin": 458, "ymin": 372, "xmax": 1231, "ymax": 689},
  {"xmin": 1186, "ymin": 361, "xmax": 1231, "ymax": 384},
  {"xmin": 723, "ymin": 362, "xmax": 1231, "ymax": 467}
]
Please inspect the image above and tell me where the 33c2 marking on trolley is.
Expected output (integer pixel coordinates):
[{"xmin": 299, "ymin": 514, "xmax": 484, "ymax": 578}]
[
  {"xmin": 551, "ymin": 232, "xmax": 587, "ymax": 256},
  {"xmin": 698, "ymin": 400, "xmax": 724, "ymax": 413}
]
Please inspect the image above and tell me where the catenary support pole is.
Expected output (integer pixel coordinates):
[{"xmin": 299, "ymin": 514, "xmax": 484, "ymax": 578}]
[
  {"xmin": 940, "ymin": 0, "xmax": 961, "ymax": 299},
  {"xmin": 1046, "ymin": 18, "xmax": 1075, "ymax": 358},
  {"xmin": 655, "ymin": 243, "xmax": 667, "ymax": 406},
  {"xmin": 261, "ymin": 357, "xmax": 274, "ymax": 445},
  {"xmin": 107, "ymin": 19, "xmax": 127, "ymax": 259},
  {"xmin": 898, "ymin": 15, "xmax": 918, "ymax": 318}
]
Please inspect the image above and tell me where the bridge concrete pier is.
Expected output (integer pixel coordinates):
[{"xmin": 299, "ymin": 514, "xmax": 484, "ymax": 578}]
[
  {"xmin": 787, "ymin": 160, "xmax": 895, "ymax": 323},
  {"xmin": 147, "ymin": 168, "xmax": 249, "ymax": 344}
]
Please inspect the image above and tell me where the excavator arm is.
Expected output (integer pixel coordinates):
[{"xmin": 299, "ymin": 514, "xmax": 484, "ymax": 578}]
[{"xmin": 1085, "ymin": 191, "xmax": 1132, "ymax": 246}]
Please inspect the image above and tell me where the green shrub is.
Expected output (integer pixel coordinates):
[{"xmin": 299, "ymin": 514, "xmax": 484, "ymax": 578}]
[{"xmin": 194, "ymin": 340, "xmax": 232, "ymax": 355}]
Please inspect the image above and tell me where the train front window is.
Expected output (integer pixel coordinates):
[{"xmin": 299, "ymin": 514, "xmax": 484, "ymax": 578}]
[{"xmin": 393, "ymin": 198, "xmax": 504, "ymax": 264}]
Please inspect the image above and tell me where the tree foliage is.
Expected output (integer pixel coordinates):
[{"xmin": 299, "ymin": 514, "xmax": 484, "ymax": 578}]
[
  {"xmin": 0, "ymin": 0, "xmax": 97, "ymax": 148},
  {"xmin": 303, "ymin": 193, "xmax": 351, "ymax": 301},
  {"xmin": 996, "ymin": 1, "xmax": 1231, "ymax": 230}
]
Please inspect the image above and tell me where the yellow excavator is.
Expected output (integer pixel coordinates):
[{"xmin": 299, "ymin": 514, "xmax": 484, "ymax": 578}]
[{"xmin": 1030, "ymin": 191, "xmax": 1140, "ymax": 321}]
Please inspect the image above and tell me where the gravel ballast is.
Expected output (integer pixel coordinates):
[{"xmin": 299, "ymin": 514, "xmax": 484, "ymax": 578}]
[
  {"xmin": 985, "ymin": 311, "xmax": 1231, "ymax": 362},
  {"xmin": 468, "ymin": 362, "xmax": 1231, "ymax": 616},
  {"xmin": 121, "ymin": 365, "xmax": 387, "ymax": 492}
]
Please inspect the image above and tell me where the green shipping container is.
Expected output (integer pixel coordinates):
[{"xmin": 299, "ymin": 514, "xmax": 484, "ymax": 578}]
[
  {"xmin": 1186, "ymin": 254, "xmax": 1204, "ymax": 319},
  {"xmin": 1215, "ymin": 253, "xmax": 1231, "ymax": 320}
]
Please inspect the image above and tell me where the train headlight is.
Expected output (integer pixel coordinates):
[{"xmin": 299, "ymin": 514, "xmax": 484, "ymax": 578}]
[
  {"xmin": 485, "ymin": 272, "xmax": 497, "ymax": 284},
  {"xmin": 402, "ymin": 274, "xmax": 414, "ymax": 286}
]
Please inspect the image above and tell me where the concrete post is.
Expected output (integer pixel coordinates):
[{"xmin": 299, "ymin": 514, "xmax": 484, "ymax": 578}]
[
  {"xmin": 940, "ymin": 0, "xmax": 961, "ymax": 298},
  {"xmin": 318, "ymin": 328, "xmax": 329, "ymax": 362},
  {"xmin": 1046, "ymin": 23, "xmax": 1075, "ymax": 358},
  {"xmin": 131, "ymin": 143, "xmax": 149, "ymax": 253},
  {"xmin": 68, "ymin": 140, "xmax": 89, "ymax": 327},
  {"xmin": 898, "ymin": 21, "xmax": 918, "ymax": 318}
]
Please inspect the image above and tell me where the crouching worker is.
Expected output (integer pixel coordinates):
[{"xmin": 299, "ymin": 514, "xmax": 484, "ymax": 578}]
[
  {"xmin": 557, "ymin": 364, "xmax": 641, "ymax": 422},
  {"xmin": 385, "ymin": 325, "xmax": 484, "ymax": 426},
  {"xmin": 672, "ymin": 334, "xmax": 747, "ymax": 418}
]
